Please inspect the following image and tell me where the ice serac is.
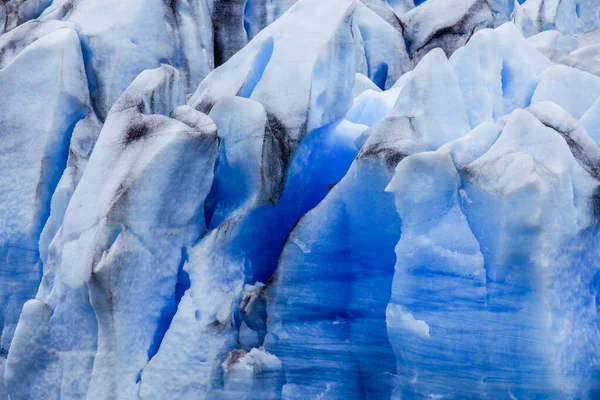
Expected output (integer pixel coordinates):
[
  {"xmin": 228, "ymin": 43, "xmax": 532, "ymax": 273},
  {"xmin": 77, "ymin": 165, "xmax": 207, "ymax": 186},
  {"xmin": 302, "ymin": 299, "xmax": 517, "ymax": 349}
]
[
  {"xmin": 0, "ymin": 19, "xmax": 94, "ymax": 357},
  {"xmin": 400, "ymin": 0, "xmax": 504, "ymax": 62},
  {"xmin": 211, "ymin": 0, "xmax": 301, "ymax": 59},
  {"xmin": 38, "ymin": 103, "xmax": 103, "ymax": 275},
  {"xmin": 224, "ymin": 0, "xmax": 405, "ymax": 49},
  {"xmin": 527, "ymin": 29, "xmax": 583, "ymax": 53},
  {"xmin": 137, "ymin": 110, "xmax": 366, "ymax": 400},
  {"xmin": 263, "ymin": 128, "xmax": 401, "ymax": 400},
  {"xmin": 385, "ymin": 103, "xmax": 600, "ymax": 398},
  {"xmin": 263, "ymin": 45, "xmax": 471, "ymax": 400},
  {"xmin": 197, "ymin": 0, "xmax": 414, "ymax": 118},
  {"xmin": 359, "ymin": 0, "xmax": 404, "ymax": 31},
  {"xmin": 195, "ymin": 0, "xmax": 411, "ymax": 127},
  {"xmin": 379, "ymin": 20, "xmax": 600, "ymax": 399},
  {"xmin": 450, "ymin": 22, "xmax": 552, "ymax": 128},
  {"xmin": 191, "ymin": 0, "xmax": 357, "ymax": 200},
  {"xmin": 39, "ymin": 0, "xmax": 214, "ymax": 118},
  {"xmin": 391, "ymin": 48, "xmax": 470, "ymax": 148},
  {"xmin": 353, "ymin": 2, "xmax": 411, "ymax": 90},
  {"xmin": 136, "ymin": 1, "xmax": 368, "ymax": 398},
  {"xmin": 5, "ymin": 66, "xmax": 219, "ymax": 400},
  {"xmin": 205, "ymin": 97, "xmax": 279, "ymax": 224},
  {"xmin": 211, "ymin": 0, "xmax": 248, "ymax": 66},
  {"xmin": 514, "ymin": 0, "xmax": 600, "ymax": 37},
  {"xmin": 245, "ymin": 0, "xmax": 300, "ymax": 38},
  {"xmin": 531, "ymin": 64, "xmax": 600, "ymax": 119},
  {"xmin": 386, "ymin": 148, "xmax": 488, "ymax": 399},
  {"xmin": 530, "ymin": 29, "xmax": 600, "ymax": 77},
  {"xmin": 527, "ymin": 28, "xmax": 600, "ymax": 54},
  {"xmin": 0, "ymin": 0, "xmax": 52, "ymax": 32}
]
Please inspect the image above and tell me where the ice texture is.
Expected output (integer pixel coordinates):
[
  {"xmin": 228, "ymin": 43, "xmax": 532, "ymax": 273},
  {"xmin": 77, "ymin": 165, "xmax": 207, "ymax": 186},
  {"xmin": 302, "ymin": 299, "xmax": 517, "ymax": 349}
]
[
  {"xmin": 1, "ymin": 0, "xmax": 600, "ymax": 399},
  {"xmin": 0, "ymin": 19, "xmax": 96, "ymax": 354},
  {"xmin": 514, "ymin": 0, "xmax": 600, "ymax": 37}
]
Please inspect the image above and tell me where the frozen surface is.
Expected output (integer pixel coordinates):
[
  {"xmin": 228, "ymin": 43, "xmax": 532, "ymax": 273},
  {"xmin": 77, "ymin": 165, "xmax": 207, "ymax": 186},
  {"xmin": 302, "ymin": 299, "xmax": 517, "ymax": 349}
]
[
  {"xmin": 1, "ymin": 0, "xmax": 600, "ymax": 399},
  {"xmin": 514, "ymin": 0, "xmax": 600, "ymax": 37},
  {"xmin": 0, "ymin": 20, "xmax": 95, "ymax": 354}
]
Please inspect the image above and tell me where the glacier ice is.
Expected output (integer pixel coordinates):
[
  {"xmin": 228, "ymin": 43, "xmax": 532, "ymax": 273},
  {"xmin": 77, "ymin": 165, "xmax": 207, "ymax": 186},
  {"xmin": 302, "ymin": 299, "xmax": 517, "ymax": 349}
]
[
  {"xmin": 401, "ymin": 0, "xmax": 512, "ymax": 62},
  {"xmin": 36, "ymin": 0, "xmax": 214, "ymax": 118},
  {"xmin": 0, "ymin": 0, "xmax": 51, "ymax": 33},
  {"xmin": 6, "ymin": 65, "xmax": 219, "ymax": 400},
  {"xmin": 386, "ymin": 104, "xmax": 600, "ymax": 398},
  {"xmin": 1, "ymin": 0, "xmax": 600, "ymax": 399},
  {"xmin": 526, "ymin": 28, "xmax": 600, "ymax": 77},
  {"xmin": 514, "ymin": 0, "xmax": 600, "ymax": 37},
  {"xmin": 0, "ymin": 19, "xmax": 96, "ymax": 354}
]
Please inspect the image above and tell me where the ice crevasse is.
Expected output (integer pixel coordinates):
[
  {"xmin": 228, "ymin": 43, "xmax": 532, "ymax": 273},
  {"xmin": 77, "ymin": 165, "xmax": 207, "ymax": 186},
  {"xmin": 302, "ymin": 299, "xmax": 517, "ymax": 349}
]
[{"xmin": 0, "ymin": 0, "xmax": 600, "ymax": 399}]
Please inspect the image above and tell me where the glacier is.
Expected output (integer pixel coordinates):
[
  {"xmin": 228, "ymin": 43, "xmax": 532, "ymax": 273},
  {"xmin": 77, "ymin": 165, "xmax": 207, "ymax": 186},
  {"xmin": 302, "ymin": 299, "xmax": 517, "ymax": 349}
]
[{"xmin": 0, "ymin": 0, "xmax": 600, "ymax": 398}]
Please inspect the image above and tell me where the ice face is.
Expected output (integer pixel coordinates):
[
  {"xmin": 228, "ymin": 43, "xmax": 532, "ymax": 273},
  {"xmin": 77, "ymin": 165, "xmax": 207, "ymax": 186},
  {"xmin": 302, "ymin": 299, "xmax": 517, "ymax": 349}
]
[
  {"xmin": 353, "ymin": 2, "xmax": 411, "ymax": 90},
  {"xmin": 5, "ymin": 66, "xmax": 219, "ymax": 399},
  {"xmin": 514, "ymin": 0, "xmax": 600, "ymax": 37},
  {"xmin": 532, "ymin": 64, "xmax": 600, "ymax": 119},
  {"xmin": 386, "ymin": 104, "xmax": 600, "ymax": 398},
  {"xmin": 2, "ymin": 0, "xmax": 600, "ymax": 399},
  {"xmin": 0, "ymin": 0, "xmax": 52, "ymax": 33},
  {"xmin": 450, "ymin": 22, "xmax": 553, "ymax": 127},
  {"xmin": 400, "ymin": 0, "xmax": 508, "ymax": 63},
  {"xmin": 263, "ymin": 122, "xmax": 404, "ymax": 400},
  {"xmin": 0, "ymin": 20, "xmax": 95, "ymax": 354},
  {"xmin": 37, "ymin": 0, "xmax": 214, "ymax": 119}
]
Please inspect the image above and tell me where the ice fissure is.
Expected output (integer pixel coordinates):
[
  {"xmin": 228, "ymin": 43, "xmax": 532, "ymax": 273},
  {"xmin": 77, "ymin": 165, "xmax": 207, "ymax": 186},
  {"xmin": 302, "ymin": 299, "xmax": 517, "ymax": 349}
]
[{"xmin": 1, "ymin": 0, "xmax": 600, "ymax": 398}]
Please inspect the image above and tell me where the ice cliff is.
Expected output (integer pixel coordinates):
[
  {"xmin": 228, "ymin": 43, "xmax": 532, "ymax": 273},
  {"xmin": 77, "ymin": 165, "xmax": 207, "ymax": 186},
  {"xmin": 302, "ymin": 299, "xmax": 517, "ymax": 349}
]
[{"xmin": 1, "ymin": 0, "xmax": 600, "ymax": 398}]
